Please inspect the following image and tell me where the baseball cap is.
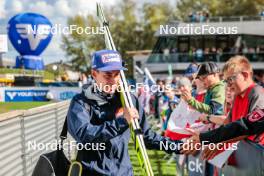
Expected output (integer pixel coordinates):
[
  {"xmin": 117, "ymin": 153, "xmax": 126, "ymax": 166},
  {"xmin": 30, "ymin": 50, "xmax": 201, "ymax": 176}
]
[
  {"xmin": 184, "ymin": 63, "xmax": 199, "ymax": 77},
  {"xmin": 197, "ymin": 62, "xmax": 220, "ymax": 77},
  {"xmin": 91, "ymin": 49, "xmax": 127, "ymax": 71}
]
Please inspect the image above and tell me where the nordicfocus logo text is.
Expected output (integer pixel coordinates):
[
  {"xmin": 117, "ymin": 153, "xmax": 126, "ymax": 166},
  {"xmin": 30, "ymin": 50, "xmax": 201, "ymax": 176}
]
[
  {"xmin": 159, "ymin": 141, "xmax": 238, "ymax": 151},
  {"xmin": 159, "ymin": 24, "xmax": 238, "ymax": 35},
  {"xmin": 27, "ymin": 140, "xmax": 106, "ymax": 151}
]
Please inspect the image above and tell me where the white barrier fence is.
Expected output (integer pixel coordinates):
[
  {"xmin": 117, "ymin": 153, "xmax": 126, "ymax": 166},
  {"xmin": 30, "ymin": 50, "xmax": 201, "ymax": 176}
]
[{"xmin": 0, "ymin": 101, "xmax": 73, "ymax": 176}]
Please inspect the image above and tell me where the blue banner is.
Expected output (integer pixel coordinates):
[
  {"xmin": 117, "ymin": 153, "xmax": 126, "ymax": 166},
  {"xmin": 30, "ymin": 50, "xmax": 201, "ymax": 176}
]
[
  {"xmin": 15, "ymin": 55, "xmax": 45, "ymax": 70},
  {"xmin": 5, "ymin": 89, "xmax": 48, "ymax": 102}
]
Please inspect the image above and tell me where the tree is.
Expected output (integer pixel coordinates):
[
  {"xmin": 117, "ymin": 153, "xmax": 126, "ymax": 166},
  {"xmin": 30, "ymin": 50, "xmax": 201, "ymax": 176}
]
[
  {"xmin": 61, "ymin": 0, "xmax": 137, "ymax": 76},
  {"xmin": 141, "ymin": 2, "xmax": 175, "ymax": 49},
  {"xmin": 61, "ymin": 0, "xmax": 175, "ymax": 76},
  {"xmin": 61, "ymin": 14, "xmax": 104, "ymax": 73}
]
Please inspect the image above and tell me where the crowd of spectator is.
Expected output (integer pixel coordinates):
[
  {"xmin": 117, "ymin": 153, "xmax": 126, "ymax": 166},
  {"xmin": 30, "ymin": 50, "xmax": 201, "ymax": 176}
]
[
  {"xmin": 161, "ymin": 45, "xmax": 264, "ymax": 62},
  {"xmin": 188, "ymin": 11, "xmax": 210, "ymax": 22},
  {"xmin": 137, "ymin": 56, "xmax": 264, "ymax": 175}
]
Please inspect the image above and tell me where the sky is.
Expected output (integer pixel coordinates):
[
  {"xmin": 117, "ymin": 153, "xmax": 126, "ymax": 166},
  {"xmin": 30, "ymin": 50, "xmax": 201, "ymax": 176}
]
[
  {"xmin": 0, "ymin": 0, "xmax": 120, "ymax": 64},
  {"xmin": 0, "ymin": 0, "xmax": 175, "ymax": 65}
]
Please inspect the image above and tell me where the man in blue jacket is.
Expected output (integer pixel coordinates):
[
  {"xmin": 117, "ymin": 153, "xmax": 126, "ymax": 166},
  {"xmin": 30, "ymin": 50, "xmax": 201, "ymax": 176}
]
[{"xmin": 67, "ymin": 49, "xmax": 182, "ymax": 176}]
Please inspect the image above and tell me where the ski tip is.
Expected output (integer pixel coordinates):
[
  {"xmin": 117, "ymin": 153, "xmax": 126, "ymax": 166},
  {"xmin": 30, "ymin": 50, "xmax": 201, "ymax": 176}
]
[{"xmin": 96, "ymin": 3, "xmax": 99, "ymax": 16}]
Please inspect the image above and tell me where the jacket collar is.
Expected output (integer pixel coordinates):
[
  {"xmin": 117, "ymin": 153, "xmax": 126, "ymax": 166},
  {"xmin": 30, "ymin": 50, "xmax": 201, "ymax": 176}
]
[{"xmin": 83, "ymin": 83, "xmax": 115, "ymax": 106}]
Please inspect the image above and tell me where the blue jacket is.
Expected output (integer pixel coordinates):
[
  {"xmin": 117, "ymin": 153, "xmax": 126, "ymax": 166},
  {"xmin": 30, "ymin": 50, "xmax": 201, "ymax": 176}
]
[{"xmin": 67, "ymin": 84, "xmax": 181, "ymax": 176}]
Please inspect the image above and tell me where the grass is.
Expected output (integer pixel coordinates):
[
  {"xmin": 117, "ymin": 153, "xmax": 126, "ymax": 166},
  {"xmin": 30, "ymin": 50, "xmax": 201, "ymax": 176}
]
[
  {"xmin": 0, "ymin": 68, "xmax": 55, "ymax": 80},
  {"xmin": 0, "ymin": 101, "xmax": 51, "ymax": 114},
  {"xmin": 129, "ymin": 140, "xmax": 177, "ymax": 176},
  {"xmin": 0, "ymin": 68, "xmax": 44, "ymax": 75},
  {"xmin": 128, "ymin": 117, "xmax": 178, "ymax": 175},
  {"xmin": 43, "ymin": 71, "xmax": 56, "ymax": 80}
]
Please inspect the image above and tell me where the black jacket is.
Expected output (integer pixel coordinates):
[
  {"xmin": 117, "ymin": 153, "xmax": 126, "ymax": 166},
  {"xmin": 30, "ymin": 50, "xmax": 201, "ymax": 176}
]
[{"xmin": 200, "ymin": 109, "xmax": 264, "ymax": 144}]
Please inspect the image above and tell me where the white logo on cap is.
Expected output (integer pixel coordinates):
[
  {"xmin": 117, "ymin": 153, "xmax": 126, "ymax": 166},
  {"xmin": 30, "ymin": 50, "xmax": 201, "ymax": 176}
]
[{"xmin": 102, "ymin": 54, "xmax": 121, "ymax": 63}]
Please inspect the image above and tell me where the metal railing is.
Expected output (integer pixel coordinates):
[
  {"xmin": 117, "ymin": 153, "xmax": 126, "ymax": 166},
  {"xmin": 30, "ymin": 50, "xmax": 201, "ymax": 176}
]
[
  {"xmin": 185, "ymin": 16, "xmax": 264, "ymax": 23},
  {"xmin": 147, "ymin": 52, "xmax": 264, "ymax": 63},
  {"xmin": 0, "ymin": 101, "xmax": 71, "ymax": 176},
  {"xmin": 209, "ymin": 16, "xmax": 264, "ymax": 22}
]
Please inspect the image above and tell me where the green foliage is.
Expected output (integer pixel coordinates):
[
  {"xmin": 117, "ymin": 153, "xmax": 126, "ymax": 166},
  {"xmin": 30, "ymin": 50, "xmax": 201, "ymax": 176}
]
[
  {"xmin": 141, "ymin": 2, "xmax": 175, "ymax": 49},
  {"xmin": 61, "ymin": 0, "xmax": 173, "ymax": 77},
  {"xmin": 61, "ymin": 14, "xmax": 104, "ymax": 73}
]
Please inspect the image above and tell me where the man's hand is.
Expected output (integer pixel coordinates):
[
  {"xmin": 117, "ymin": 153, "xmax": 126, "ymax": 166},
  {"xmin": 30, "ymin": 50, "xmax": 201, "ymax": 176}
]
[
  {"xmin": 180, "ymin": 129, "xmax": 201, "ymax": 155},
  {"xmin": 180, "ymin": 139, "xmax": 200, "ymax": 155},
  {"xmin": 199, "ymin": 114, "xmax": 209, "ymax": 123},
  {"xmin": 123, "ymin": 107, "xmax": 139, "ymax": 124},
  {"xmin": 201, "ymin": 145, "xmax": 219, "ymax": 160},
  {"xmin": 186, "ymin": 128, "xmax": 201, "ymax": 143},
  {"xmin": 181, "ymin": 88, "xmax": 192, "ymax": 102}
]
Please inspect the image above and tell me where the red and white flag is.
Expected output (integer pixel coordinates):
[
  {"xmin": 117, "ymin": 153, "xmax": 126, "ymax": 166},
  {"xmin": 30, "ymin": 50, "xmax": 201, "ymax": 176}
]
[{"xmin": 165, "ymin": 100, "xmax": 211, "ymax": 140}]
